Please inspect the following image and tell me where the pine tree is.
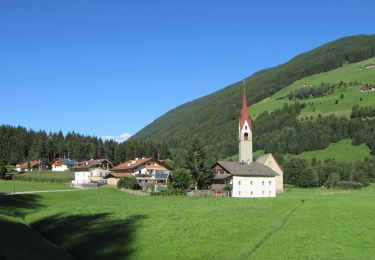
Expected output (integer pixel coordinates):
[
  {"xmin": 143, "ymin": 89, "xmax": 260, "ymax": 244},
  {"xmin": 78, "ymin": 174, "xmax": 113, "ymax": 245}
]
[{"xmin": 185, "ymin": 139, "xmax": 211, "ymax": 190}]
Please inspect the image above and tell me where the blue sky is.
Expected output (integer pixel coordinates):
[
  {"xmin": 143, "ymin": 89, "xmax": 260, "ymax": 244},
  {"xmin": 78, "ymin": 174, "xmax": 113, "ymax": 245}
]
[{"xmin": 1, "ymin": 0, "xmax": 374, "ymax": 142}]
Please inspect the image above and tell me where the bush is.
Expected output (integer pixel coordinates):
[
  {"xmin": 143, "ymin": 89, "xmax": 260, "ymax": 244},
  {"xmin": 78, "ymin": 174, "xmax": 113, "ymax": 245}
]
[
  {"xmin": 150, "ymin": 187, "xmax": 186, "ymax": 196},
  {"xmin": 117, "ymin": 176, "xmax": 140, "ymax": 190},
  {"xmin": 170, "ymin": 168, "xmax": 191, "ymax": 190},
  {"xmin": 337, "ymin": 181, "xmax": 363, "ymax": 190}
]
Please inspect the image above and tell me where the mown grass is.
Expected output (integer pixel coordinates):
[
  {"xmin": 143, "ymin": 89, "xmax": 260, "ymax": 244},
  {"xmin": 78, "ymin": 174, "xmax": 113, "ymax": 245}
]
[
  {"xmin": 0, "ymin": 181, "xmax": 73, "ymax": 193},
  {"xmin": 251, "ymin": 57, "xmax": 375, "ymax": 119},
  {"xmin": 0, "ymin": 184, "xmax": 375, "ymax": 259},
  {"xmin": 293, "ymin": 139, "xmax": 373, "ymax": 163}
]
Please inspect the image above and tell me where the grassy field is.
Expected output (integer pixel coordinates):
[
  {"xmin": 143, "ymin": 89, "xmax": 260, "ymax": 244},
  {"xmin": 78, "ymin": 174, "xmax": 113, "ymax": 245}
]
[
  {"xmin": 0, "ymin": 181, "xmax": 73, "ymax": 193},
  {"xmin": 1, "ymin": 184, "xmax": 375, "ymax": 259},
  {"xmin": 293, "ymin": 139, "xmax": 373, "ymax": 163},
  {"xmin": 251, "ymin": 57, "xmax": 375, "ymax": 119}
]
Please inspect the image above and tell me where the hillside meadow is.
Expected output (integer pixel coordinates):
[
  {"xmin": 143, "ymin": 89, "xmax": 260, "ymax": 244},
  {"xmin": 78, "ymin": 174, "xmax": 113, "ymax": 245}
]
[
  {"xmin": 1, "ymin": 184, "xmax": 374, "ymax": 259},
  {"xmin": 293, "ymin": 139, "xmax": 373, "ymax": 163},
  {"xmin": 251, "ymin": 57, "xmax": 375, "ymax": 119}
]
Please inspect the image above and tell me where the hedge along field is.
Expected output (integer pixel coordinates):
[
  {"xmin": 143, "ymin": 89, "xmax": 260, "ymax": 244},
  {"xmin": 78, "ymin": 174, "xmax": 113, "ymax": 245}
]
[
  {"xmin": 1, "ymin": 186, "xmax": 375, "ymax": 259},
  {"xmin": 0, "ymin": 181, "xmax": 73, "ymax": 193},
  {"xmin": 12, "ymin": 171, "xmax": 74, "ymax": 184}
]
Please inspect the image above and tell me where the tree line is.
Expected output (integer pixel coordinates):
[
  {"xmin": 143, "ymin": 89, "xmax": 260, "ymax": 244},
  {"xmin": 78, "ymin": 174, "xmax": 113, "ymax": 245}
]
[
  {"xmin": 253, "ymin": 103, "xmax": 375, "ymax": 156},
  {"xmin": 283, "ymin": 157, "xmax": 375, "ymax": 188},
  {"xmin": 0, "ymin": 125, "xmax": 170, "ymax": 166}
]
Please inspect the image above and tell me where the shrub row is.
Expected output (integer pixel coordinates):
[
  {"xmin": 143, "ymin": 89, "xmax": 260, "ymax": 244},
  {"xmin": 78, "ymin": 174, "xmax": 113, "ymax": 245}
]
[
  {"xmin": 12, "ymin": 174, "xmax": 72, "ymax": 184},
  {"xmin": 150, "ymin": 189, "xmax": 186, "ymax": 196},
  {"xmin": 336, "ymin": 181, "xmax": 363, "ymax": 190}
]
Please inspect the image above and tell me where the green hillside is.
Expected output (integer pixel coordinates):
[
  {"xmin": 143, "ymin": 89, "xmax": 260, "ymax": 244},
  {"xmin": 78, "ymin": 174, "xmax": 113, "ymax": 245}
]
[
  {"xmin": 251, "ymin": 57, "xmax": 375, "ymax": 119},
  {"xmin": 293, "ymin": 139, "xmax": 373, "ymax": 163},
  {"xmin": 131, "ymin": 34, "xmax": 375, "ymax": 158}
]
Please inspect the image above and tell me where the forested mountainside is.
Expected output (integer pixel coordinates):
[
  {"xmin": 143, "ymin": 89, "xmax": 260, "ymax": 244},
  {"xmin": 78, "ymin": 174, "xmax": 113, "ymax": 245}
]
[{"xmin": 130, "ymin": 34, "xmax": 375, "ymax": 158}]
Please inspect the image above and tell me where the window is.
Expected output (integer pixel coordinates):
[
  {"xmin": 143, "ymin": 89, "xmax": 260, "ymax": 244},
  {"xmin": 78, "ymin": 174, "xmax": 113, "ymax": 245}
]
[
  {"xmin": 262, "ymin": 181, "xmax": 264, "ymax": 185},
  {"xmin": 269, "ymin": 181, "xmax": 271, "ymax": 185},
  {"xmin": 251, "ymin": 191, "xmax": 253, "ymax": 195},
  {"xmin": 250, "ymin": 181, "xmax": 253, "ymax": 185},
  {"xmin": 239, "ymin": 191, "xmax": 241, "ymax": 195},
  {"xmin": 244, "ymin": 132, "xmax": 248, "ymax": 140},
  {"xmin": 262, "ymin": 191, "xmax": 265, "ymax": 195},
  {"xmin": 269, "ymin": 191, "xmax": 271, "ymax": 195},
  {"xmin": 238, "ymin": 181, "xmax": 241, "ymax": 185},
  {"xmin": 245, "ymin": 125, "xmax": 247, "ymax": 130}
]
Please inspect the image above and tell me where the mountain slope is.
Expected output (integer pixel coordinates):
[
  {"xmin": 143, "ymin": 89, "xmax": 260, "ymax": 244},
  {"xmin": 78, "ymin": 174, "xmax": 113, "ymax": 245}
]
[
  {"xmin": 130, "ymin": 34, "xmax": 375, "ymax": 157},
  {"xmin": 251, "ymin": 56, "xmax": 375, "ymax": 119}
]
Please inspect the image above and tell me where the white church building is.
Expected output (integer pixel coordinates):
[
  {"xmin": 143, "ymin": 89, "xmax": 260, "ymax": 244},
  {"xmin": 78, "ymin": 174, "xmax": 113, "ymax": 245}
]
[{"xmin": 211, "ymin": 86, "xmax": 284, "ymax": 198}]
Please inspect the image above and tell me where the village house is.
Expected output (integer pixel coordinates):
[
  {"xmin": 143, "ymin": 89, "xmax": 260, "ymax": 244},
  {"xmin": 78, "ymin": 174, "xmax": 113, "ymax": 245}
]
[
  {"xmin": 71, "ymin": 159, "xmax": 113, "ymax": 185},
  {"xmin": 364, "ymin": 64, "xmax": 375, "ymax": 69},
  {"xmin": 108, "ymin": 157, "xmax": 170, "ymax": 189},
  {"xmin": 49, "ymin": 158, "xmax": 77, "ymax": 172},
  {"xmin": 16, "ymin": 160, "xmax": 42, "ymax": 172},
  {"xmin": 211, "ymin": 86, "xmax": 284, "ymax": 198},
  {"xmin": 361, "ymin": 84, "xmax": 375, "ymax": 92}
]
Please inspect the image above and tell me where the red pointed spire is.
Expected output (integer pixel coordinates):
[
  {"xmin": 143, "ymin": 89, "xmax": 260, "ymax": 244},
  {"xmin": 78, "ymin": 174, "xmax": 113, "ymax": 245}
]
[{"xmin": 240, "ymin": 83, "xmax": 252, "ymax": 130}]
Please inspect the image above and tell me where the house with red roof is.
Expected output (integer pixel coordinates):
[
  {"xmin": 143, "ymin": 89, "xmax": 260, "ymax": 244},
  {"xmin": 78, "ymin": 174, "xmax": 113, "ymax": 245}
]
[
  {"xmin": 16, "ymin": 160, "xmax": 42, "ymax": 172},
  {"xmin": 108, "ymin": 157, "xmax": 170, "ymax": 188},
  {"xmin": 361, "ymin": 84, "xmax": 375, "ymax": 92}
]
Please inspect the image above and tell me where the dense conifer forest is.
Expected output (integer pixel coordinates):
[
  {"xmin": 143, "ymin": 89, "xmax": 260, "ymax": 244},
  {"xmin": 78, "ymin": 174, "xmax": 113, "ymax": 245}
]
[{"xmin": 0, "ymin": 125, "xmax": 170, "ymax": 165}]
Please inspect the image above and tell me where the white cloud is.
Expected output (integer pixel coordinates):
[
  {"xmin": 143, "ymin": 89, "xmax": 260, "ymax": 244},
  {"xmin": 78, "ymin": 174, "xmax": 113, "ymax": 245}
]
[{"xmin": 102, "ymin": 133, "xmax": 132, "ymax": 142}]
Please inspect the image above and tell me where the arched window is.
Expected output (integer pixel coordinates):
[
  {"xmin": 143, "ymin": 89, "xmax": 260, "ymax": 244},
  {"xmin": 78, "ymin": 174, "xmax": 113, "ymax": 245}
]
[{"xmin": 244, "ymin": 132, "xmax": 248, "ymax": 140}]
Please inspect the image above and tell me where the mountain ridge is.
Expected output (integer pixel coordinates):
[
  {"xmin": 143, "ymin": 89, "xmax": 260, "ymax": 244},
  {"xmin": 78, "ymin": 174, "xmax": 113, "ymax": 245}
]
[{"xmin": 130, "ymin": 34, "xmax": 375, "ymax": 158}]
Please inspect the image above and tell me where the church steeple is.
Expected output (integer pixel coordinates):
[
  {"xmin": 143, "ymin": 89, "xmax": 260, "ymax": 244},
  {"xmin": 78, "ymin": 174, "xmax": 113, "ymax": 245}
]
[
  {"xmin": 240, "ymin": 85, "xmax": 252, "ymax": 131},
  {"xmin": 239, "ymin": 81, "xmax": 253, "ymax": 164}
]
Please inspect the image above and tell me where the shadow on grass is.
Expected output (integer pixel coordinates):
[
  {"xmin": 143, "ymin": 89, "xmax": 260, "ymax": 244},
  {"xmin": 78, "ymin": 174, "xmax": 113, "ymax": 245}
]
[
  {"xmin": 0, "ymin": 194, "xmax": 148, "ymax": 260},
  {"xmin": 32, "ymin": 213, "xmax": 148, "ymax": 259}
]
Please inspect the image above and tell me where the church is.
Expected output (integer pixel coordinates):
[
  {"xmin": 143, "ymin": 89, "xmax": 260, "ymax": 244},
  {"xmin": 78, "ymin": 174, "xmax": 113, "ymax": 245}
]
[{"xmin": 211, "ymin": 87, "xmax": 284, "ymax": 198}]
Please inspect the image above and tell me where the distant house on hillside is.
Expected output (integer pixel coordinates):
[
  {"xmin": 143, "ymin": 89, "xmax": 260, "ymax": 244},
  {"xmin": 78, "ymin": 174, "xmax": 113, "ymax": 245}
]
[
  {"xmin": 361, "ymin": 84, "xmax": 375, "ymax": 92},
  {"xmin": 71, "ymin": 159, "xmax": 113, "ymax": 185},
  {"xmin": 50, "ymin": 158, "xmax": 77, "ymax": 172},
  {"xmin": 16, "ymin": 160, "xmax": 42, "ymax": 172},
  {"xmin": 109, "ymin": 158, "xmax": 170, "ymax": 189}
]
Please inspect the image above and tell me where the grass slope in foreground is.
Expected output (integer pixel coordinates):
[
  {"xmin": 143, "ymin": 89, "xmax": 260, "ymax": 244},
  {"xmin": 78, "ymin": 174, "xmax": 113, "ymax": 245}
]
[
  {"xmin": 293, "ymin": 139, "xmax": 373, "ymax": 163},
  {"xmin": 251, "ymin": 57, "xmax": 375, "ymax": 119},
  {"xmin": 1, "ymin": 186, "xmax": 375, "ymax": 259}
]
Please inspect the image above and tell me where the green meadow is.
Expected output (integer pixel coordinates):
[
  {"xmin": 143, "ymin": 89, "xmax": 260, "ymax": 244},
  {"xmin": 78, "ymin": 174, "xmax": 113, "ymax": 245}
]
[
  {"xmin": 1, "ymin": 184, "xmax": 375, "ymax": 259},
  {"xmin": 251, "ymin": 57, "xmax": 375, "ymax": 119},
  {"xmin": 293, "ymin": 139, "xmax": 373, "ymax": 163}
]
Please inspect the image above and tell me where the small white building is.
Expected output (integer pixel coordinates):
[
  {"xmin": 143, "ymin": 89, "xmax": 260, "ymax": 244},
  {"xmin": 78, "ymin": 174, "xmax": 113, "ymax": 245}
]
[{"xmin": 73, "ymin": 168, "xmax": 111, "ymax": 185}]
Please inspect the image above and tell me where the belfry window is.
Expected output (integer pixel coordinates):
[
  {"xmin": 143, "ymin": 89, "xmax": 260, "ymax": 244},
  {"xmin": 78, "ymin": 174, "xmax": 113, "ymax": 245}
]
[{"xmin": 244, "ymin": 132, "xmax": 248, "ymax": 140}]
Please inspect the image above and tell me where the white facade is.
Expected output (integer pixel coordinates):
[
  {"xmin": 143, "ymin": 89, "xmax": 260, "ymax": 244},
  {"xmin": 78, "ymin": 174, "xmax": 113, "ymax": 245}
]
[
  {"xmin": 52, "ymin": 165, "xmax": 69, "ymax": 172},
  {"xmin": 73, "ymin": 168, "xmax": 110, "ymax": 184},
  {"xmin": 232, "ymin": 176, "xmax": 276, "ymax": 198}
]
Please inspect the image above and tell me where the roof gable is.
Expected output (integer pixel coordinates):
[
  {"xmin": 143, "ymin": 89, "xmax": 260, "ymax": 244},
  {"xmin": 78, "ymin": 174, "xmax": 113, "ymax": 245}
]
[{"xmin": 216, "ymin": 161, "xmax": 278, "ymax": 177}]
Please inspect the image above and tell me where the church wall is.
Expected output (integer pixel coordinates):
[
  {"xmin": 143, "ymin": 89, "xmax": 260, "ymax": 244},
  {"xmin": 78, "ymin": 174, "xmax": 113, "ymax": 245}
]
[
  {"xmin": 232, "ymin": 176, "xmax": 276, "ymax": 198},
  {"xmin": 262, "ymin": 156, "xmax": 284, "ymax": 192}
]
